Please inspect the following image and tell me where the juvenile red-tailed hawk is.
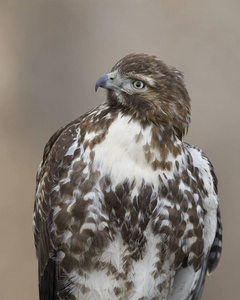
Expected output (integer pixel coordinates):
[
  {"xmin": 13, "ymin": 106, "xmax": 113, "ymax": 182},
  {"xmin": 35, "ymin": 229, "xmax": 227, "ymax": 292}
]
[{"xmin": 33, "ymin": 53, "xmax": 222, "ymax": 300}]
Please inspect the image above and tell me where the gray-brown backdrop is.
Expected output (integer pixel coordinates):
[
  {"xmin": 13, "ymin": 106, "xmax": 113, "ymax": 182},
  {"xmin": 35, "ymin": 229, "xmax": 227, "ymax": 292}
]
[{"xmin": 0, "ymin": 1, "xmax": 239, "ymax": 299}]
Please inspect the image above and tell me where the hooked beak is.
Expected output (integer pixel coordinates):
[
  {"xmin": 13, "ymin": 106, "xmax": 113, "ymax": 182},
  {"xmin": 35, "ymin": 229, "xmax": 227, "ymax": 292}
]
[
  {"xmin": 95, "ymin": 70, "xmax": 133, "ymax": 95},
  {"xmin": 95, "ymin": 70, "xmax": 118, "ymax": 92}
]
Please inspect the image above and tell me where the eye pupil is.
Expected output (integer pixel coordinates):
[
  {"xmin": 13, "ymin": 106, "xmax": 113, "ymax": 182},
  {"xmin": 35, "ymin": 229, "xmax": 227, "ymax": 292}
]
[
  {"xmin": 136, "ymin": 82, "xmax": 141, "ymax": 87},
  {"xmin": 133, "ymin": 81, "xmax": 145, "ymax": 89}
]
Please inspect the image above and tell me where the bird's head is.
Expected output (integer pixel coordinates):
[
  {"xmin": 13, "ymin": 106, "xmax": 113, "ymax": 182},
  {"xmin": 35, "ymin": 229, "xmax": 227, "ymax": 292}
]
[{"xmin": 95, "ymin": 53, "xmax": 191, "ymax": 137}]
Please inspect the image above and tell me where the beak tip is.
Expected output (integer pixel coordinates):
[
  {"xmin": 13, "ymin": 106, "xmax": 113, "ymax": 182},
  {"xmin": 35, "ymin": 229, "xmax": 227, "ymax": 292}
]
[{"xmin": 95, "ymin": 74, "xmax": 110, "ymax": 93}]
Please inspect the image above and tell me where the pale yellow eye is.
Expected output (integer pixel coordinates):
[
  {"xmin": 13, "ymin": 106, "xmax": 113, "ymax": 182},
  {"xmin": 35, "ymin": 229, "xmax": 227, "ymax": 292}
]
[{"xmin": 133, "ymin": 81, "xmax": 145, "ymax": 89}]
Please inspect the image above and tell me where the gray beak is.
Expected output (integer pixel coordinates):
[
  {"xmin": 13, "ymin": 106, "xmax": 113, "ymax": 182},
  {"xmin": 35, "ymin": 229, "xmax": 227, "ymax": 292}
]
[
  {"xmin": 95, "ymin": 74, "xmax": 109, "ymax": 92},
  {"xmin": 95, "ymin": 70, "xmax": 118, "ymax": 92}
]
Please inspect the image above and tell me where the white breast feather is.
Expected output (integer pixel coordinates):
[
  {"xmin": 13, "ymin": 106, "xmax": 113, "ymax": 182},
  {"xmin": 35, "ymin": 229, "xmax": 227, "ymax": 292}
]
[{"xmin": 92, "ymin": 114, "xmax": 182, "ymax": 188}]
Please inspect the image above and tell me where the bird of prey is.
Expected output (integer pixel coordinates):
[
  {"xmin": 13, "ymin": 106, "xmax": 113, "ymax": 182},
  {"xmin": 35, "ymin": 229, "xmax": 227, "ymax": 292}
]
[{"xmin": 33, "ymin": 53, "xmax": 222, "ymax": 300}]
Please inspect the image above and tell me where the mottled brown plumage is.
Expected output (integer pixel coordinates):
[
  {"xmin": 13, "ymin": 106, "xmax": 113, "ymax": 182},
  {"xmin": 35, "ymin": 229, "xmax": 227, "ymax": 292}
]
[
  {"xmin": 34, "ymin": 53, "xmax": 222, "ymax": 300},
  {"xmin": 106, "ymin": 54, "xmax": 191, "ymax": 138}
]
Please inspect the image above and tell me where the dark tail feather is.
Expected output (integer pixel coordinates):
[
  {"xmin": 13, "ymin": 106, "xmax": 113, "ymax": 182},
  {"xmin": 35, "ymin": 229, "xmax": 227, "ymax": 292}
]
[
  {"xmin": 191, "ymin": 257, "xmax": 208, "ymax": 300},
  {"xmin": 39, "ymin": 257, "xmax": 59, "ymax": 300}
]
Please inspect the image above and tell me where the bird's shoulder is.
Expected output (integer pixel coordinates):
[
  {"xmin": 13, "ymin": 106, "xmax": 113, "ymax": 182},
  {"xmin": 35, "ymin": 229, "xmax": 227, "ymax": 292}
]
[
  {"xmin": 36, "ymin": 103, "xmax": 116, "ymax": 184},
  {"xmin": 183, "ymin": 142, "xmax": 218, "ymax": 194}
]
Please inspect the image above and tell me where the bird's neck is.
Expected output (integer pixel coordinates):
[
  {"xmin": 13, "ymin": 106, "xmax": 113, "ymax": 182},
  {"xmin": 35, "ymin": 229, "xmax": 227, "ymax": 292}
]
[
  {"xmin": 101, "ymin": 106, "xmax": 183, "ymax": 172},
  {"xmin": 106, "ymin": 100, "xmax": 186, "ymax": 140}
]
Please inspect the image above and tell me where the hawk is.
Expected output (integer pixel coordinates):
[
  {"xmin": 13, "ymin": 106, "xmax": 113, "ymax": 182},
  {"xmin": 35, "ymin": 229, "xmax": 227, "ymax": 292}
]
[{"xmin": 33, "ymin": 53, "xmax": 222, "ymax": 300}]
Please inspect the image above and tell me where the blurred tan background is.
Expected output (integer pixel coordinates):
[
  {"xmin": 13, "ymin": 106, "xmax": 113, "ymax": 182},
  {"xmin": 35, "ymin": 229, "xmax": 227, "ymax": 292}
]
[{"xmin": 0, "ymin": 1, "xmax": 239, "ymax": 299}]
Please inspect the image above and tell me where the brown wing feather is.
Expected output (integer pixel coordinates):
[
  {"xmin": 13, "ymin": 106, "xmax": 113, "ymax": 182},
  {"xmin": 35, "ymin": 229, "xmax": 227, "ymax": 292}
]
[{"xmin": 34, "ymin": 118, "xmax": 82, "ymax": 299}]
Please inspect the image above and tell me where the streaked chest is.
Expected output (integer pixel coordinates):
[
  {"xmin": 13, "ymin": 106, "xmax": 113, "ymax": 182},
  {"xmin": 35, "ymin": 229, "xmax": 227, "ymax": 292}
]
[{"xmin": 85, "ymin": 114, "xmax": 184, "ymax": 189}]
